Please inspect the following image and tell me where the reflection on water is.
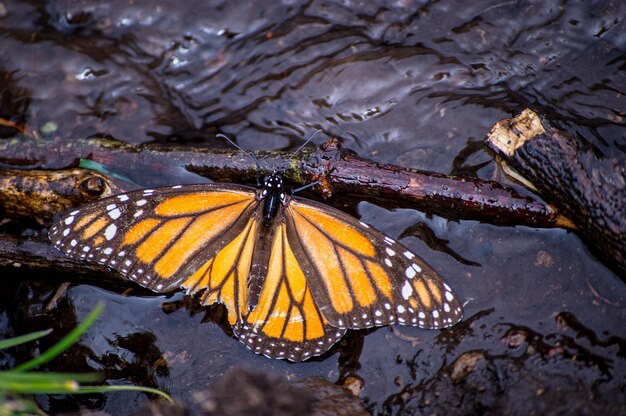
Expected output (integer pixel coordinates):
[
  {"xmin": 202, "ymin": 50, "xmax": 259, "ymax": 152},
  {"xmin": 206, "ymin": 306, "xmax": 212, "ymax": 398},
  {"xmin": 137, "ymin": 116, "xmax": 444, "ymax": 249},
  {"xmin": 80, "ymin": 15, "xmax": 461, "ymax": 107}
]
[{"xmin": 0, "ymin": 0, "xmax": 624, "ymax": 413}]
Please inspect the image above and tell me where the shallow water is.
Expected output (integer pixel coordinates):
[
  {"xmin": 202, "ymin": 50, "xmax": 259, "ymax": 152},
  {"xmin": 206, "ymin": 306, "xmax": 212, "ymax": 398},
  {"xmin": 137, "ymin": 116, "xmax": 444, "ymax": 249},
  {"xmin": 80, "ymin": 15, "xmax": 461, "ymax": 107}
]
[{"xmin": 0, "ymin": 0, "xmax": 624, "ymax": 414}]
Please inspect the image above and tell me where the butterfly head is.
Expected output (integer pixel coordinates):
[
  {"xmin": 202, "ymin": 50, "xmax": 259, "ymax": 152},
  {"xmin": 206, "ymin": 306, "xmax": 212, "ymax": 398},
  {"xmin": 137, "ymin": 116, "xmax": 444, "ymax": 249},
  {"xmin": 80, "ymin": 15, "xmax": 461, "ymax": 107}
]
[{"xmin": 260, "ymin": 172, "xmax": 288, "ymax": 225}]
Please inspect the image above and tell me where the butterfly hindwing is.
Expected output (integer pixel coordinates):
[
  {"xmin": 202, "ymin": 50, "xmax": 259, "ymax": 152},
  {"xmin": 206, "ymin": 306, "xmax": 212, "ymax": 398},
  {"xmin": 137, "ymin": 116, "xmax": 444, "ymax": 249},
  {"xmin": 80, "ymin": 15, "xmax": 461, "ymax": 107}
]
[
  {"xmin": 234, "ymin": 222, "xmax": 346, "ymax": 361},
  {"xmin": 284, "ymin": 197, "xmax": 463, "ymax": 330}
]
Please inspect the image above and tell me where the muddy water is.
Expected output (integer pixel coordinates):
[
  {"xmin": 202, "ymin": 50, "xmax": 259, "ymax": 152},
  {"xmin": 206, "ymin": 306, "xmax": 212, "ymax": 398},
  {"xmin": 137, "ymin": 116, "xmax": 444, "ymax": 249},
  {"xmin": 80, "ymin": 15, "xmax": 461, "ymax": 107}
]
[{"xmin": 1, "ymin": 0, "xmax": 624, "ymax": 414}]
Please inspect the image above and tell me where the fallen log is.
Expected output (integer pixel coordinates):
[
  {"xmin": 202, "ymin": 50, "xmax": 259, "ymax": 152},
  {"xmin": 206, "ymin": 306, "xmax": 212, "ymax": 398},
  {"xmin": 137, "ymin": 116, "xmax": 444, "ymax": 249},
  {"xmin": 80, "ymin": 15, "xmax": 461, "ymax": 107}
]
[{"xmin": 486, "ymin": 109, "xmax": 625, "ymax": 277}]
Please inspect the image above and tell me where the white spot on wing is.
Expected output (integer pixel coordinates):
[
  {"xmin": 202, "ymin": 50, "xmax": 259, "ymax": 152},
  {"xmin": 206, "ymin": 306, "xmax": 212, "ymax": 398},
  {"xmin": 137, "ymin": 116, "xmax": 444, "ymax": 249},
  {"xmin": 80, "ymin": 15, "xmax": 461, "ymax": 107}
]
[
  {"xmin": 401, "ymin": 281, "xmax": 413, "ymax": 299},
  {"xmin": 108, "ymin": 208, "xmax": 121, "ymax": 220},
  {"xmin": 405, "ymin": 266, "xmax": 416, "ymax": 279},
  {"xmin": 104, "ymin": 224, "xmax": 117, "ymax": 240}
]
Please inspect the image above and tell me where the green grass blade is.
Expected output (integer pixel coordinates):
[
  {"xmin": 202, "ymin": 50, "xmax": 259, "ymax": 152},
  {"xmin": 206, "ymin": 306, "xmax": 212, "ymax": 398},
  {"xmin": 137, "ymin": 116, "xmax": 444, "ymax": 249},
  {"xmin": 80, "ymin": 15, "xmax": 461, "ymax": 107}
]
[
  {"xmin": 13, "ymin": 303, "xmax": 104, "ymax": 372},
  {"xmin": 0, "ymin": 330, "xmax": 52, "ymax": 350},
  {"xmin": 0, "ymin": 372, "xmax": 100, "ymax": 383},
  {"xmin": 0, "ymin": 376, "xmax": 172, "ymax": 401},
  {"xmin": 0, "ymin": 303, "xmax": 173, "ymax": 405},
  {"xmin": 75, "ymin": 385, "xmax": 173, "ymax": 402},
  {"xmin": 3, "ymin": 383, "xmax": 173, "ymax": 401},
  {"xmin": 0, "ymin": 379, "xmax": 82, "ymax": 394}
]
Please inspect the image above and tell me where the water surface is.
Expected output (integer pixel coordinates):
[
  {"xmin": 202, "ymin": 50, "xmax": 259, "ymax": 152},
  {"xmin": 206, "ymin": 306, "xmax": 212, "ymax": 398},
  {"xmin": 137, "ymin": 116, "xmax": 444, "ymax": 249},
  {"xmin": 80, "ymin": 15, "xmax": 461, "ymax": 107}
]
[{"xmin": 0, "ymin": 0, "xmax": 624, "ymax": 414}]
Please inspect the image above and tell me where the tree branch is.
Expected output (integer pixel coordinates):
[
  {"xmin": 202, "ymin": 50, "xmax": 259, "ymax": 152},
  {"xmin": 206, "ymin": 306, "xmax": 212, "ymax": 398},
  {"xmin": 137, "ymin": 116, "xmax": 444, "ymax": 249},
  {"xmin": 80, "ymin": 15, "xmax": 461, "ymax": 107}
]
[{"xmin": 0, "ymin": 136, "xmax": 568, "ymax": 228}]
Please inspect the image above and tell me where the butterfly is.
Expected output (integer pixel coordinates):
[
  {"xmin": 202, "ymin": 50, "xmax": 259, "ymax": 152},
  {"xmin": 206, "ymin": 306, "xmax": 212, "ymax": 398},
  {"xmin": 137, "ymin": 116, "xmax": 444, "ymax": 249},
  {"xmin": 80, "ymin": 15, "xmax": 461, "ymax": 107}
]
[{"xmin": 49, "ymin": 166, "xmax": 463, "ymax": 361}]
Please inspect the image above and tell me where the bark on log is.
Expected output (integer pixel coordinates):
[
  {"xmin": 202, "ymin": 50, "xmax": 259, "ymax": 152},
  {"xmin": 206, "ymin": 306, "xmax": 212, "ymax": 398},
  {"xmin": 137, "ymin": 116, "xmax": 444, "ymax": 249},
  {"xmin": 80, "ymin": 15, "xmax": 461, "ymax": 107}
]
[
  {"xmin": 486, "ymin": 109, "xmax": 625, "ymax": 277},
  {"xmin": 0, "ymin": 235, "xmax": 122, "ymax": 282},
  {"xmin": 0, "ymin": 168, "xmax": 120, "ymax": 223}
]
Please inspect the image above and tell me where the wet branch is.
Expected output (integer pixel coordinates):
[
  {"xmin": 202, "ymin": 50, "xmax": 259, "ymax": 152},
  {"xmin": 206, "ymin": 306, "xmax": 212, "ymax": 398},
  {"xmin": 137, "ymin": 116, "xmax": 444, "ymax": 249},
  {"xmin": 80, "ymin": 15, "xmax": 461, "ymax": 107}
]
[{"xmin": 0, "ymin": 135, "xmax": 567, "ymax": 226}]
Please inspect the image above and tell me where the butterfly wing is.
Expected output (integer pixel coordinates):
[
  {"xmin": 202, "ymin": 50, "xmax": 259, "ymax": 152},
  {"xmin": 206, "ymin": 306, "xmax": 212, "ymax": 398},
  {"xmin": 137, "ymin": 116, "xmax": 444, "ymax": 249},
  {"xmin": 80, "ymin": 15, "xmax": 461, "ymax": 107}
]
[
  {"xmin": 234, "ymin": 220, "xmax": 346, "ymax": 361},
  {"xmin": 283, "ymin": 197, "xmax": 463, "ymax": 330},
  {"xmin": 49, "ymin": 184, "xmax": 261, "ymax": 325}
]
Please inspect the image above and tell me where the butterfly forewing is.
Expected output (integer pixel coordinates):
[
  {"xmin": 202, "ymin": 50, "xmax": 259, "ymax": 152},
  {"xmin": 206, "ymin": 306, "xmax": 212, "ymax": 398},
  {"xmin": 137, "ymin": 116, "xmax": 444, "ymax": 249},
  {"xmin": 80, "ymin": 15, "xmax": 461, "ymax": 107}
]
[
  {"xmin": 285, "ymin": 197, "xmax": 463, "ymax": 330},
  {"xmin": 49, "ymin": 184, "xmax": 259, "ymax": 295}
]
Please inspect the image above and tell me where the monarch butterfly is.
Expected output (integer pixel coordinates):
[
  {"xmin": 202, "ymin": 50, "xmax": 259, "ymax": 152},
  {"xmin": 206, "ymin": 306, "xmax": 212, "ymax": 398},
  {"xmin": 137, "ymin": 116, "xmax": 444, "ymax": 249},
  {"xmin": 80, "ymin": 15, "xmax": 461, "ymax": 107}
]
[{"xmin": 49, "ymin": 156, "xmax": 463, "ymax": 361}]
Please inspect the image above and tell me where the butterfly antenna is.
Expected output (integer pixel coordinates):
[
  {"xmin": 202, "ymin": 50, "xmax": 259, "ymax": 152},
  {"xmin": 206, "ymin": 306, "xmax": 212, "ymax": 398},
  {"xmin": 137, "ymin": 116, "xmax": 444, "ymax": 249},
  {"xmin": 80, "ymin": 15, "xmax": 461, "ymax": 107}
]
[
  {"xmin": 217, "ymin": 133, "xmax": 262, "ymax": 187},
  {"xmin": 292, "ymin": 180, "xmax": 321, "ymax": 194},
  {"xmin": 292, "ymin": 129, "xmax": 322, "ymax": 156}
]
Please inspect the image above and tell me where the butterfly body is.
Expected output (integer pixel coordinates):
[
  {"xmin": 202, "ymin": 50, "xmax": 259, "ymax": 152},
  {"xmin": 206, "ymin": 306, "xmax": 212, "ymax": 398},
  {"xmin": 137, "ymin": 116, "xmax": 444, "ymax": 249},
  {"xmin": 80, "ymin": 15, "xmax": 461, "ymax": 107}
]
[
  {"xmin": 249, "ymin": 173, "xmax": 287, "ymax": 311},
  {"xmin": 50, "ymin": 173, "xmax": 463, "ymax": 361}
]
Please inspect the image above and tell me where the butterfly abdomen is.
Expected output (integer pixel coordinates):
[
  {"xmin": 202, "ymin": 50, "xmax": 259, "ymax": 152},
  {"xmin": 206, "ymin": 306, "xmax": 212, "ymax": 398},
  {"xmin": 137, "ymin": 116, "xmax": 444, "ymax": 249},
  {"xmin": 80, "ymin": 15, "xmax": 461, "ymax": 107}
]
[{"xmin": 247, "ymin": 218, "xmax": 278, "ymax": 311}]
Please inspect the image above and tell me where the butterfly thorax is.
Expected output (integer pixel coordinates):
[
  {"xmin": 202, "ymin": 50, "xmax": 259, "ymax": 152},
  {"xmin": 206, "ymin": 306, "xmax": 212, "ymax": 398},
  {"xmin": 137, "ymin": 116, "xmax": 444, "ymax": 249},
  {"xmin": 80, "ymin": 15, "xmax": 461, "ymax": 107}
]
[{"xmin": 258, "ymin": 173, "xmax": 288, "ymax": 226}]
